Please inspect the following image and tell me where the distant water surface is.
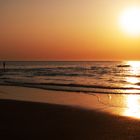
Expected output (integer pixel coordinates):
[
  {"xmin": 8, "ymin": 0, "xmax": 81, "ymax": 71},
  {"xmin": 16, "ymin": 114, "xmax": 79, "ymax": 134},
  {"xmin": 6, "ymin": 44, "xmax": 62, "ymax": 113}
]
[{"xmin": 0, "ymin": 61, "xmax": 140, "ymax": 94}]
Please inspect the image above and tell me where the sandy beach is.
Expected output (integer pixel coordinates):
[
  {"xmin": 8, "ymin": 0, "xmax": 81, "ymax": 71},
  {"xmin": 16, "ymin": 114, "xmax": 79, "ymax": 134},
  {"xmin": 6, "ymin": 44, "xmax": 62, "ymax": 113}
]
[{"xmin": 1, "ymin": 86, "xmax": 140, "ymax": 139}]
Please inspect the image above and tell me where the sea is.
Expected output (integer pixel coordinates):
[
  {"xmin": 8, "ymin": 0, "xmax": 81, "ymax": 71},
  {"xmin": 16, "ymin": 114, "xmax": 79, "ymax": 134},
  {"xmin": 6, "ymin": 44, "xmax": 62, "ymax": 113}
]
[{"xmin": 0, "ymin": 61, "xmax": 140, "ymax": 94}]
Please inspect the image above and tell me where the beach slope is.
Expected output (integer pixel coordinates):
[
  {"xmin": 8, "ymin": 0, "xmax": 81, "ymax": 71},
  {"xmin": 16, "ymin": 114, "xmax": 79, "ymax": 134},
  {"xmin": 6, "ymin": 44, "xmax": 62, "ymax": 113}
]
[
  {"xmin": 1, "ymin": 86, "xmax": 140, "ymax": 139},
  {"xmin": 0, "ymin": 99, "xmax": 140, "ymax": 140}
]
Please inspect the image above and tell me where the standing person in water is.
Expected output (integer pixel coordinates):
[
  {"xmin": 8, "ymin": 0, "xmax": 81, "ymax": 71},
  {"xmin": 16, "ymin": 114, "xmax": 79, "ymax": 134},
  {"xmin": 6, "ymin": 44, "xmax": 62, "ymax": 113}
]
[{"xmin": 3, "ymin": 61, "xmax": 6, "ymax": 72}]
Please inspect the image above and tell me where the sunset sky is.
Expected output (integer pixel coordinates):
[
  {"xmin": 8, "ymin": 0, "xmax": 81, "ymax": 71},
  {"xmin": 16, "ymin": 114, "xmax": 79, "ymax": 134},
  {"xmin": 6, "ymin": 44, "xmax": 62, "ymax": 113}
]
[{"xmin": 1, "ymin": 0, "xmax": 140, "ymax": 61}]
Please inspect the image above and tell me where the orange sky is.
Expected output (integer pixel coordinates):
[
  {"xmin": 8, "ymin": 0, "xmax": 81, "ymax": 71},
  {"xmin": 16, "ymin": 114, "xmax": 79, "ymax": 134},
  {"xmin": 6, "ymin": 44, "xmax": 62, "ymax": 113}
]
[{"xmin": 1, "ymin": 0, "xmax": 140, "ymax": 61}]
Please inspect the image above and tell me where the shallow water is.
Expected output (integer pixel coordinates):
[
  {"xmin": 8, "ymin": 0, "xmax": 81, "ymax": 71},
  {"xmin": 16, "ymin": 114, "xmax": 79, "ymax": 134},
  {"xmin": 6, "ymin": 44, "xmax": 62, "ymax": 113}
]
[{"xmin": 0, "ymin": 61, "xmax": 140, "ymax": 94}]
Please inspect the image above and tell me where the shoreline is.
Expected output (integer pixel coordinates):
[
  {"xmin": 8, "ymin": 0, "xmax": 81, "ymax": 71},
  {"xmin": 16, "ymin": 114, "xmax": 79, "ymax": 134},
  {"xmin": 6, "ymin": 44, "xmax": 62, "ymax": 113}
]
[
  {"xmin": 1, "ymin": 85, "xmax": 140, "ymax": 118},
  {"xmin": 0, "ymin": 85, "xmax": 110, "ymax": 111}
]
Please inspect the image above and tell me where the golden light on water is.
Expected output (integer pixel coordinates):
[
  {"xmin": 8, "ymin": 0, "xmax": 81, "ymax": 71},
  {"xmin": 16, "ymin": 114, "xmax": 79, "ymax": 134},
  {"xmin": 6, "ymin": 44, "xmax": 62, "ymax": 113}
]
[
  {"xmin": 126, "ymin": 77, "xmax": 139, "ymax": 84},
  {"xmin": 127, "ymin": 61, "xmax": 140, "ymax": 68},
  {"xmin": 121, "ymin": 61, "xmax": 140, "ymax": 118},
  {"xmin": 123, "ymin": 61, "xmax": 140, "ymax": 92},
  {"xmin": 123, "ymin": 95, "xmax": 140, "ymax": 119},
  {"xmin": 125, "ymin": 61, "xmax": 140, "ymax": 85},
  {"xmin": 102, "ymin": 61, "xmax": 140, "ymax": 119},
  {"xmin": 127, "ymin": 61, "xmax": 140, "ymax": 78}
]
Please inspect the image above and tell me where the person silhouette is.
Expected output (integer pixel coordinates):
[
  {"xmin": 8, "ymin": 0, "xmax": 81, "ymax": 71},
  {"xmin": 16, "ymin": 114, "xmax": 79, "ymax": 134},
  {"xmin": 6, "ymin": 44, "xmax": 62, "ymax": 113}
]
[{"xmin": 3, "ymin": 61, "xmax": 6, "ymax": 72}]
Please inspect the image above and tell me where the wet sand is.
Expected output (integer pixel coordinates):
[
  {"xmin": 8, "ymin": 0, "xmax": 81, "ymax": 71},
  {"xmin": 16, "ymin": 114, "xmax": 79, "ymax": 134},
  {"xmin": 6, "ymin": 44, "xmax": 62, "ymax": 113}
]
[{"xmin": 1, "ymin": 86, "xmax": 140, "ymax": 139}]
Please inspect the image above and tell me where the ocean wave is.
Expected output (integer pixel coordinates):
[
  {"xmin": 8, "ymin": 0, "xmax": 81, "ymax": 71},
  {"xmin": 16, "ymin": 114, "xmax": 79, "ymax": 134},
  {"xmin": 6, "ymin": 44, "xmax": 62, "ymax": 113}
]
[
  {"xmin": 1, "ymin": 81, "xmax": 140, "ymax": 94},
  {"xmin": 1, "ymin": 61, "xmax": 140, "ymax": 94},
  {"xmin": 0, "ymin": 66, "xmax": 115, "ymax": 78}
]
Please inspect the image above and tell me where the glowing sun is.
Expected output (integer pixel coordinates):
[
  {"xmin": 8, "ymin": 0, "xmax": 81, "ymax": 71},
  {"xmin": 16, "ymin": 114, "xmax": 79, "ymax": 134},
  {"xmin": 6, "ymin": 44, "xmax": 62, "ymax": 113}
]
[{"xmin": 119, "ymin": 7, "xmax": 140, "ymax": 36}]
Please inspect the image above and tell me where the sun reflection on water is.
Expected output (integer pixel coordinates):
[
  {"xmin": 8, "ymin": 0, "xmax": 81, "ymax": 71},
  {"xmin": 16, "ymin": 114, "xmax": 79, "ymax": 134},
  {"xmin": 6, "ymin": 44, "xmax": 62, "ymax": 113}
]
[
  {"xmin": 127, "ymin": 61, "xmax": 140, "ymax": 68},
  {"xmin": 108, "ymin": 61, "xmax": 140, "ymax": 118},
  {"xmin": 121, "ymin": 61, "xmax": 140, "ymax": 118},
  {"xmin": 126, "ymin": 77, "xmax": 139, "ymax": 84},
  {"xmin": 124, "ymin": 61, "xmax": 140, "ymax": 89},
  {"xmin": 123, "ymin": 95, "xmax": 140, "ymax": 118},
  {"xmin": 127, "ymin": 61, "xmax": 140, "ymax": 75}
]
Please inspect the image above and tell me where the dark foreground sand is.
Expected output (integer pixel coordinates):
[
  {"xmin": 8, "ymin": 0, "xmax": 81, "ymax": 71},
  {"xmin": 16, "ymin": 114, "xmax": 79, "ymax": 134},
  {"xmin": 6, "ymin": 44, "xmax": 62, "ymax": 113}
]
[{"xmin": 0, "ymin": 100, "xmax": 140, "ymax": 140}]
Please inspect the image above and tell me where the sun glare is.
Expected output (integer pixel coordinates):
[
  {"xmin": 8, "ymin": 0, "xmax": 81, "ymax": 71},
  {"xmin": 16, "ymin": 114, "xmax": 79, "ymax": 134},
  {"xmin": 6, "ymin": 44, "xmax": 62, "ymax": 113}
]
[
  {"xmin": 124, "ymin": 95, "xmax": 140, "ymax": 119},
  {"xmin": 127, "ymin": 61, "xmax": 140, "ymax": 68},
  {"xmin": 120, "ymin": 7, "xmax": 140, "ymax": 36}
]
